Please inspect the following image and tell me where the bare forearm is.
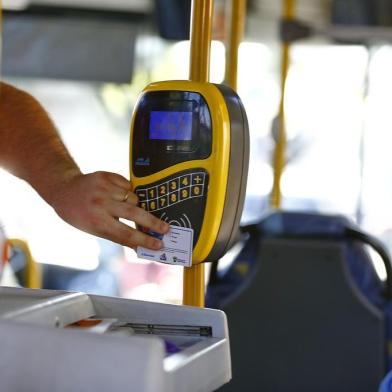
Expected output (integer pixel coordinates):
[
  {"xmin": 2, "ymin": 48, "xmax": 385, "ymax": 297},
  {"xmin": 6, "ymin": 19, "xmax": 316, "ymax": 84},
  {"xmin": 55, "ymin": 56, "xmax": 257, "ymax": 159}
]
[
  {"xmin": 0, "ymin": 82, "xmax": 81, "ymax": 204},
  {"xmin": 0, "ymin": 82, "xmax": 169, "ymax": 250}
]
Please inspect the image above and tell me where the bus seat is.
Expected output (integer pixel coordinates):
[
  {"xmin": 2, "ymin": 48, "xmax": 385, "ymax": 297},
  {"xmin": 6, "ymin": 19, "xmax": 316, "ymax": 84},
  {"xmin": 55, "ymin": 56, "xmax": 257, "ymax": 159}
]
[{"xmin": 207, "ymin": 211, "xmax": 392, "ymax": 391}]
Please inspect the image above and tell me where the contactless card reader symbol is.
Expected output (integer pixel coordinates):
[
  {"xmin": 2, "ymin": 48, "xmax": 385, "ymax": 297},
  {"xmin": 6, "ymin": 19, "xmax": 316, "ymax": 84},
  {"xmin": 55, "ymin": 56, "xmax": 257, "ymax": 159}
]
[{"xmin": 130, "ymin": 80, "xmax": 249, "ymax": 265}]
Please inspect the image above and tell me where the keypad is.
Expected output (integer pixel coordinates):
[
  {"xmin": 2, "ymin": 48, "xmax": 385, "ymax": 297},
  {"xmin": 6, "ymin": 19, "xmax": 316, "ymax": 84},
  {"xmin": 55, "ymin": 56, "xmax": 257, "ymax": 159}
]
[{"xmin": 136, "ymin": 171, "xmax": 206, "ymax": 212}]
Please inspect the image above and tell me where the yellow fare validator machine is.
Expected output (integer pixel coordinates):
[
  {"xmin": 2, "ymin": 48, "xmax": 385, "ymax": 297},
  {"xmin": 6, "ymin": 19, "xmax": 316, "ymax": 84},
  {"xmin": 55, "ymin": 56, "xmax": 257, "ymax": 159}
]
[
  {"xmin": 130, "ymin": 80, "xmax": 249, "ymax": 264},
  {"xmin": 0, "ymin": 86, "xmax": 246, "ymax": 392}
]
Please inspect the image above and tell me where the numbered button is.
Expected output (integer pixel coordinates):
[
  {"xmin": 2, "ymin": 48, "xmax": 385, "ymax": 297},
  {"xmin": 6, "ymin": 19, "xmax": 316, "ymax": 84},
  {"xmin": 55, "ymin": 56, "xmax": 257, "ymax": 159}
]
[
  {"xmin": 148, "ymin": 187, "xmax": 157, "ymax": 199},
  {"xmin": 191, "ymin": 185, "xmax": 202, "ymax": 197},
  {"xmin": 158, "ymin": 183, "xmax": 168, "ymax": 196},
  {"xmin": 137, "ymin": 190, "xmax": 147, "ymax": 201},
  {"xmin": 180, "ymin": 175, "xmax": 191, "ymax": 188},
  {"xmin": 169, "ymin": 191, "xmax": 179, "ymax": 205},
  {"xmin": 180, "ymin": 187, "xmax": 190, "ymax": 201},
  {"xmin": 169, "ymin": 179, "xmax": 179, "ymax": 192},
  {"xmin": 148, "ymin": 200, "xmax": 157, "ymax": 211},
  {"xmin": 192, "ymin": 173, "xmax": 204, "ymax": 185},
  {"xmin": 158, "ymin": 195, "xmax": 168, "ymax": 209},
  {"xmin": 139, "ymin": 201, "xmax": 148, "ymax": 211}
]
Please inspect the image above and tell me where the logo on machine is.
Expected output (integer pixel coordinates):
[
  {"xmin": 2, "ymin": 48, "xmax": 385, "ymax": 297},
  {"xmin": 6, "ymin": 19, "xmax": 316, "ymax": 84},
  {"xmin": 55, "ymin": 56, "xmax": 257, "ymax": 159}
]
[
  {"xmin": 135, "ymin": 157, "xmax": 151, "ymax": 166},
  {"xmin": 172, "ymin": 256, "xmax": 186, "ymax": 264}
]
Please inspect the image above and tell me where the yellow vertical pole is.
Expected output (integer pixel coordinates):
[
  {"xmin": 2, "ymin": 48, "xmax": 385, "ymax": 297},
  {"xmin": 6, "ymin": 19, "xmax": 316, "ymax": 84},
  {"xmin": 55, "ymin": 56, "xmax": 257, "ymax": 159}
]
[
  {"xmin": 9, "ymin": 239, "xmax": 42, "ymax": 289},
  {"xmin": 189, "ymin": 0, "xmax": 213, "ymax": 83},
  {"xmin": 183, "ymin": 263, "xmax": 205, "ymax": 307},
  {"xmin": 270, "ymin": 0, "xmax": 296, "ymax": 208},
  {"xmin": 183, "ymin": 0, "xmax": 214, "ymax": 307},
  {"xmin": 224, "ymin": 0, "xmax": 247, "ymax": 91}
]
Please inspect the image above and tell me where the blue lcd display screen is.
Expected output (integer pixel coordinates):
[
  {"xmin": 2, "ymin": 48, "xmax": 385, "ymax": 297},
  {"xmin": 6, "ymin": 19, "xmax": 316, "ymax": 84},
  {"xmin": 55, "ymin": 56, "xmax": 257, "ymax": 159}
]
[{"xmin": 149, "ymin": 111, "xmax": 193, "ymax": 141}]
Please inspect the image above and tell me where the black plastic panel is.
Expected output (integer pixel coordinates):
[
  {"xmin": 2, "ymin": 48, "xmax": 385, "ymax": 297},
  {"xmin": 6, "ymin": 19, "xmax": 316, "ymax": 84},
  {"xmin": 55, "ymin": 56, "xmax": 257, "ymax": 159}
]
[
  {"xmin": 132, "ymin": 91, "xmax": 212, "ymax": 177},
  {"xmin": 135, "ymin": 169, "xmax": 209, "ymax": 247}
]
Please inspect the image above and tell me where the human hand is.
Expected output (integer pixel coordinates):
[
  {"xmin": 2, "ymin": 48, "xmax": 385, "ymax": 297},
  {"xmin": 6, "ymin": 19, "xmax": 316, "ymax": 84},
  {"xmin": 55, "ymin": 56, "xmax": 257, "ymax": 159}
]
[{"xmin": 48, "ymin": 171, "xmax": 169, "ymax": 250}]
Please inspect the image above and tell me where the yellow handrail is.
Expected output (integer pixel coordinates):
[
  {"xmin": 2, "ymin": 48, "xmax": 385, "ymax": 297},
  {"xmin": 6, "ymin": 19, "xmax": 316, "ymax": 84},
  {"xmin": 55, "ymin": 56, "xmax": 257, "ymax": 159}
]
[
  {"xmin": 9, "ymin": 239, "xmax": 42, "ymax": 289},
  {"xmin": 183, "ymin": 0, "xmax": 214, "ymax": 307},
  {"xmin": 270, "ymin": 0, "xmax": 296, "ymax": 208},
  {"xmin": 189, "ymin": 0, "xmax": 213, "ymax": 83},
  {"xmin": 224, "ymin": 0, "xmax": 247, "ymax": 91}
]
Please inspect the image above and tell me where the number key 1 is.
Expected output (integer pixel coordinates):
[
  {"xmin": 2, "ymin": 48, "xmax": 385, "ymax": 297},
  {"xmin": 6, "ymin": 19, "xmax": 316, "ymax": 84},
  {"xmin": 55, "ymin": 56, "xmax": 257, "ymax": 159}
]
[{"xmin": 148, "ymin": 187, "xmax": 157, "ymax": 199}]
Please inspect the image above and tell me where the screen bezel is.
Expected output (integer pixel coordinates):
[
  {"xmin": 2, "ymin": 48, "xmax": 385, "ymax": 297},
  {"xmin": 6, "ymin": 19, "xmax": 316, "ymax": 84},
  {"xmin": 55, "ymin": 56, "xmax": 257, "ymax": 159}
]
[{"xmin": 132, "ymin": 90, "xmax": 212, "ymax": 177}]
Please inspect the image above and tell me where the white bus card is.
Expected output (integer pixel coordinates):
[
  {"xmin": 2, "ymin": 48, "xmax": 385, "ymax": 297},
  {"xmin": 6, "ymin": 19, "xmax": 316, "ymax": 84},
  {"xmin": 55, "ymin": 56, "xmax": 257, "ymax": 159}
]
[{"xmin": 137, "ymin": 226, "xmax": 193, "ymax": 267}]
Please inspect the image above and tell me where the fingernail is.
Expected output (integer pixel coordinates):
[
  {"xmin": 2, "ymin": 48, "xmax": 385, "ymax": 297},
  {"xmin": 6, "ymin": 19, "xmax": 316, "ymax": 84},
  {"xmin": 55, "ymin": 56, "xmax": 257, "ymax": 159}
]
[
  {"xmin": 161, "ymin": 222, "xmax": 170, "ymax": 233},
  {"xmin": 153, "ymin": 239, "xmax": 164, "ymax": 249}
]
